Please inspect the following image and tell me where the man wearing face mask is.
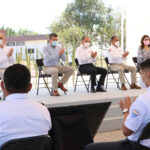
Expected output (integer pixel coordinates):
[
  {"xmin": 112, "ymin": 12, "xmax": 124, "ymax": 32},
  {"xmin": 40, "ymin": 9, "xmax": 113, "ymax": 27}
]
[
  {"xmin": 42, "ymin": 33, "xmax": 74, "ymax": 96},
  {"xmin": 75, "ymin": 36, "xmax": 107, "ymax": 93},
  {"xmin": 0, "ymin": 32, "xmax": 14, "ymax": 78},
  {"xmin": 108, "ymin": 36, "xmax": 141, "ymax": 90},
  {"xmin": 84, "ymin": 58, "xmax": 150, "ymax": 150}
]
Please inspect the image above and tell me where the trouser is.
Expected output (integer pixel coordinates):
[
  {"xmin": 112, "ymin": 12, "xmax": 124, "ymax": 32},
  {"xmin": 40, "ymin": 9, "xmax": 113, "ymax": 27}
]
[
  {"xmin": 79, "ymin": 64, "xmax": 107, "ymax": 88},
  {"xmin": 43, "ymin": 66, "xmax": 74, "ymax": 91},
  {"xmin": 0, "ymin": 69, "xmax": 5, "ymax": 79},
  {"xmin": 84, "ymin": 139, "xmax": 142, "ymax": 150},
  {"xmin": 110, "ymin": 64, "xmax": 137, "ymax": 85}
]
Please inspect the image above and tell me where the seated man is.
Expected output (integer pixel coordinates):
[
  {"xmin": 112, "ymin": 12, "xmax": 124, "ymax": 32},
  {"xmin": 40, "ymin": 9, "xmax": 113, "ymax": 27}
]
[
  {"xmin": 0, "ymin": 64, "xmax": 52, "ymax": 147},
  {"xmin": 0, "ymin": 32, "xmax": 14, "ymax": 78},
  {"xmin": 84, "ymin": 58, "xmax": 150, "ymax": 150},
  {"xmin": 75, "ymin": 36, "xmax": 107, "ymax": 93},
  {"xmin": 43, "ymin": 33, "xmax": 74, "ymax": 96},
  {"xmin": 108, "ymin": 36, "xmax": 141, "ymax": 90}
]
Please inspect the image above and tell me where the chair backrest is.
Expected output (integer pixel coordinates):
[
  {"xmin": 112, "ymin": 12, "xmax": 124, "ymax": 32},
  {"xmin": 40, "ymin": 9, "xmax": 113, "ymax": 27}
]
[
  {"xmin": 132, "ymin": 57, "xmax": 137, "ymax": 64},
  {"xmin": 104, "ymin": 57, "xmax": 109, "ymax": 65},
  {"xmin": 137, "ymin": 122, "xmax": 150, "ymax": 143},
  {"xmin": 36, "ymin": 59, "xmax": 44, "ymax": 67},
  {"xmin": 1, "ymin": 135, "xmax": 52, "ymax": 150},
  {"xmin": 75, "ymin": 58, "xmax": 79, "ymax": 67}
]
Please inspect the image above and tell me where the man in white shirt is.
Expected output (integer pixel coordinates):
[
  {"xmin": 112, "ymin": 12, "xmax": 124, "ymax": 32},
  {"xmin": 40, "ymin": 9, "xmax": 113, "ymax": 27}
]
[
  {"xmin": 84, "ymin": 58, "xmax": 150, "ymax": 150},
  {"xmin": 75, "ymin": 36, "xmax": 107, "ymax": 93},
  {"xmin": 0, "ymin": 32, "xmax": 14, "ymax": 78},
  {"xmin": 0, "ymin": 64, "xmax": 52, "ymax": 147},
  {"xmin": 108, "ymin": 36, "xmax": 140, "ymax": 90}
]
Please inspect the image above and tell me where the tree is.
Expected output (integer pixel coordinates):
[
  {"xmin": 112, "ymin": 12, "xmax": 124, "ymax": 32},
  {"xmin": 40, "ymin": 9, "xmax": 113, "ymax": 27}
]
[
  {"xmin": 0, "ymin": 26, "xmax": 39, "ymax": 37},
  {"xmin": 49, "ymin": 0, "xmax": 121, "ymax": 65}
]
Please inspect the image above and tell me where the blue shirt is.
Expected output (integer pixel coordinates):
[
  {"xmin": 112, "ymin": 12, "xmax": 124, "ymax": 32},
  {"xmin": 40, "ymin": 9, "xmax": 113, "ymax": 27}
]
[
  {"xmin": 125, "ymin": 87, "xmax": 150, "ymax": 147},
  {"xmin": 43, "ymin": 43, "xmax": 66, "ymax": 67},
  {"xmin": 0, "ymin": 93, "xmax": 51, "ymax": 147}
]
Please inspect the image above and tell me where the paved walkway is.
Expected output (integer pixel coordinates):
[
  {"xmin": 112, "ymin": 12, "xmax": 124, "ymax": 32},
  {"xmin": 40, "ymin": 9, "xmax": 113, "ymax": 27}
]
[{"xmin": 95, "ymin": 130, "xmax": 125, "ymax": 142}]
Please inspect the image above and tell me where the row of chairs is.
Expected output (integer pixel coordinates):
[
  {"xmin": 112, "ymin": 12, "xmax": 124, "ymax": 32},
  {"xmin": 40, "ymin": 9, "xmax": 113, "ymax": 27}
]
[{"xmin": 36, "ymin": 57, "xmax": 140, "ymax": 95}]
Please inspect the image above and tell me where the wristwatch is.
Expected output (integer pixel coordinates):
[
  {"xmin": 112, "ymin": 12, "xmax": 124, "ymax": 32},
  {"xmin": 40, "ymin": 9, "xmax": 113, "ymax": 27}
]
[{"xmin": 123, "ymin": 108, "xmax": 129, "ymax": 114}]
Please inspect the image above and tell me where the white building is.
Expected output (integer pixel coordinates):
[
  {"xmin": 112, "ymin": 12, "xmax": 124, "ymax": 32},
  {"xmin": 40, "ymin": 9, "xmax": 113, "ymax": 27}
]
[{"xmin": 6, "ymin": 35, "xmax": 48, "ymax": 59}]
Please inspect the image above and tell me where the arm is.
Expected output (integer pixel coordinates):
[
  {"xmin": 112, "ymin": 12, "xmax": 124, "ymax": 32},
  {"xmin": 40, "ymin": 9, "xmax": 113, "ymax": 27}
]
[
  {"xmin": 60, "ymin": 52, "xmax": 66, "ymax": 62},
  {"xmin": 120, "ymin": 97, "xmax": 146, "ymax": 137},
  {"xmin": 137, "ymin": 48, "xmax": 144, "ymax": 64}
]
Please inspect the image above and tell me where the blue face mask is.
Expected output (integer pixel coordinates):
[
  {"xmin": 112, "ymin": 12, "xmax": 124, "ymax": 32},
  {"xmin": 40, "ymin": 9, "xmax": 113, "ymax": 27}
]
[{"xmin": 52, "ymin": 41, "xmax": 58, "ymax": 47}]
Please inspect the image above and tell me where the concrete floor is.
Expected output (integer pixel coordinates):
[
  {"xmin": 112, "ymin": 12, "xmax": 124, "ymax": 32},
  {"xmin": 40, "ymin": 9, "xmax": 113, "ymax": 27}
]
[{"xmin": 94, "ymin": 130, "xmax": 125, "ymax": 142}]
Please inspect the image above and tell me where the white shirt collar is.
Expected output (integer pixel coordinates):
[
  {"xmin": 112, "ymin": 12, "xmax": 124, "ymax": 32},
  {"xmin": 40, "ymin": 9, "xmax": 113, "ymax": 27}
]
[{"xmin": 6, "ymin": 93, "xmax": 28, "ymax": 101}]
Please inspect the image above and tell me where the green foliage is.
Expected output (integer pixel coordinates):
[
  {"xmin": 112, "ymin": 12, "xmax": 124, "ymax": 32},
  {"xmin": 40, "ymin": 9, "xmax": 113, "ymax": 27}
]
[
  {"xmin": 0, "ymin": 25, "xmax": 39, "ymax": 37},
  {"xmin": 49, "ymin": 0, "xmax": 121, "ymax": 66}
]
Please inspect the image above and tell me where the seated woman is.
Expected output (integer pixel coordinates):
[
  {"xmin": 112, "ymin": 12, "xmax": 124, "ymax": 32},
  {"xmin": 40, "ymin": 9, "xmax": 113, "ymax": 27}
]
[{"xmin": 137, "ymin": 35, "xmax": 150, "ymax": 65}]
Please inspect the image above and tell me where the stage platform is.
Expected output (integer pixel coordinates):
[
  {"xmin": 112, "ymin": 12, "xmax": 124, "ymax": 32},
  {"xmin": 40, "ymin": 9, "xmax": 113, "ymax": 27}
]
[{"xmin": 29, "ymin": 87, "xmax": 146, "ymax": 132}]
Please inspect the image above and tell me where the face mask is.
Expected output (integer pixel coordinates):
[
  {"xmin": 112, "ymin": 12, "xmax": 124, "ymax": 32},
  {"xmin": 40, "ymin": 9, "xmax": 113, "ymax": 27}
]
[
  {"xmin": 0, "ymin": 39, "xmax": 3, "ymax": 45},
  {"xmin": 115, "ymin": 41, "xmax": 120, "ymax": 47},
  {"xmin": 144, "ymin": 40, "xmax": 150, "ymax": 46},
  {"xmin": 84, "ymin": 42, "xmax": 90, "ymax": 48},
  {"xmin": 52, "ymin": 41, "xmax": 58, "ymax": 47}
]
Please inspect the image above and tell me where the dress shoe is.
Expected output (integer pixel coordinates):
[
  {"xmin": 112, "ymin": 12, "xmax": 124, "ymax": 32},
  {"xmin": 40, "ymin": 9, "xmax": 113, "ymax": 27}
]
[
  {"xmin": 130, "ymin": 83, "xmax": 141, "ymax": 89},
  {"xmin": 58, "ymin": 82, "xmax": 68, "ymax": 92},
  {"xmin": 96, "ymin": 86, "xmax": 107, "ymax": 92},
  {"xmin": 121, "ymin": 85, "xmax": 127, "ymax": 91},
  {"xmin": 51, "ymin": 91, "xmax": 60, "ymax": 96},
  {"xmin": 90, "ymin": 87, "xmax": 96, "ymax": 93}
]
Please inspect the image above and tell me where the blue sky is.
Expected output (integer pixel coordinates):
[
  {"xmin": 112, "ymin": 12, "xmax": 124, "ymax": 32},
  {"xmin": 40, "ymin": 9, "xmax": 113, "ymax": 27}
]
[{"xmin": 1, "ymin": 0, "xmax": 121, "ymax": 34}]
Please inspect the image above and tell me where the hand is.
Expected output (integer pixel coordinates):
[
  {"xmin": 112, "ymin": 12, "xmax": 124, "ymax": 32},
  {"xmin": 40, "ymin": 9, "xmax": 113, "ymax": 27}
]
[
  {"xmin": 122, "ymin": 51, "xmax": 129, "ymax": 58},
  {"xmin": 7, "ymin": 48, "xmax": 13, "ymax": 57},
  {"xmin": 91, "ymin": 51, "xmax": 97, "ymax": 58},
  {"xmin": 119, "ymin": 96, "xmax": 132, "ymax": 111},
  {"xmin": 59, "ymin": 48, "xmax": 65, "ymax": 55}
]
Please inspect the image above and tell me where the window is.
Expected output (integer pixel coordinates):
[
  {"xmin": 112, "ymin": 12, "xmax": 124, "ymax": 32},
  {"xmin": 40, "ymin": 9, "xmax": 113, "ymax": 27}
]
[
  {"xmin": 7, "ymin": 42, "xmax": 15, "ymax": 46},
  {"xmin": 28, "ymin": 48, "xmax": 34, "ymax": 54},
  {"xmin": 16, "ymin": 41, "xmax": 25, "ymax": 46}
]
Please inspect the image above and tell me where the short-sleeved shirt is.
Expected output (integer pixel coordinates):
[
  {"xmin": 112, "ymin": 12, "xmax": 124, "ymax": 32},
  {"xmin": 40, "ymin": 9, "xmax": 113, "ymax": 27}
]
[
  {"xmin": 0, "ymin": 93, "xmax": 52, "ymax": 147},
  {"xmin": 125, "ymin": 87, "xmax": 150, "ymax": 147}
]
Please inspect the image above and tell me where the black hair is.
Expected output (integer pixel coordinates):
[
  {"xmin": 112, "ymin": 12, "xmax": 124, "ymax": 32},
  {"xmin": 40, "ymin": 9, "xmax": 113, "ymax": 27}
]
[
  {"xmin": 49, "ymin": 33, "xmax": 57, "ymax": 40},
  {"xmin": 140, "ymin": 58, "xmax": 150, "ymax": 70},
  {"xmin": 111, "ymin": 36, "xmax": 117, "ymax": 41},
  {"xmin": 3, "ymin": 64, "xmax": 31, "ymax": 93}
]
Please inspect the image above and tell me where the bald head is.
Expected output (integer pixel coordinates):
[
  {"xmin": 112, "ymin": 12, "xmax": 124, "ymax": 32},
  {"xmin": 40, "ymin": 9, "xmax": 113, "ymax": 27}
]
[{"xmin": 0, "ymin": 32, "xmax": 6, "ymax": 48}]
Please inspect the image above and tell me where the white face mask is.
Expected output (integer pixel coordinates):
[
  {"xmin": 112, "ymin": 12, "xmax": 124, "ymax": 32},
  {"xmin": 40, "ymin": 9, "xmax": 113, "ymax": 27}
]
[
  {"xmin": 0, "ymin": 39, "xmax": 3, "ymax": 45},
  {"xmin": 84, "ymin": 42, "xmax": 90, "ymax": 48},
  {"xmin": 115, "ymin": 41, "xmax": 120, "ymax": 47}
]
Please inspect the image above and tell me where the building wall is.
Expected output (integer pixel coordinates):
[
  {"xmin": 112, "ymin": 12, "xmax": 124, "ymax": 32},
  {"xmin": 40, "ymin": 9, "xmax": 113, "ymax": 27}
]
[{"xmin": 8, "ymin": 40, "xmax": 47, "ymax": 60}]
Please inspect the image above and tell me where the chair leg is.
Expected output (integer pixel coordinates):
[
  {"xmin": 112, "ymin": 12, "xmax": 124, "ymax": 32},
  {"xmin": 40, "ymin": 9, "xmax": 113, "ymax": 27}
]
[
  {"xmin": 87, "ymin": 76, "xmax": 91, "ymax": 92},
  {"xmin": 74, "ymin": 74, "xmax": 79, "ymax": 92},
  {"xmin": 42, "ymin": 76, "xmax": 51, "ymax": 95},
  {"xmin": 106, "ymin": 74, "xmax": 109, "ymax": 89},
  {"xmin": 37, "ymin": 76, "xmax": 40, "ymax": 95},
  {"xmin": 112, "ymin": 73, "xmax": 120, "ymax": 89},
  {"xmin": 124, "ymin": 73, "xmax": 130, "ymax": 86},
  {"xmin": 81, "ymin": 75, "xmax": 89, "ymax": 92}
]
